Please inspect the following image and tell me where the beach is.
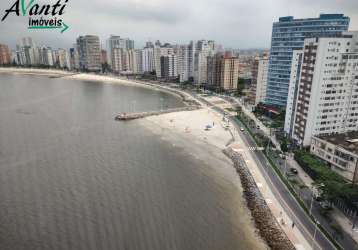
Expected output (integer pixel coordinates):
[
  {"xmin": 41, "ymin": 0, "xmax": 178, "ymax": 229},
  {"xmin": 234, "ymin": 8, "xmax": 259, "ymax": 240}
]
[{"xmin": 0, "ymin": 67, "xmax": 299, "ymax": 249}]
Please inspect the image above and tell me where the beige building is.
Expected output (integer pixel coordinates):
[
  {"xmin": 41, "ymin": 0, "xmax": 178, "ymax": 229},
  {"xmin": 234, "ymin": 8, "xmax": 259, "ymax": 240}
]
[
  {"xmin": 0, "ymin": 44, "xmax": 11, "ymax": 65},
  {"xmin": 311, "ymin": 132, "xmax": 358, "ymax": 184},
  {"xmin": 207, "ymin": 54, "xmax": 239, "ymax": 91}
]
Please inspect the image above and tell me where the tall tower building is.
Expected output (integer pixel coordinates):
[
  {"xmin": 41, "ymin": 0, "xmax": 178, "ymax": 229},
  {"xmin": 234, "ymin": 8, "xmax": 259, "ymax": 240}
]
[
  {"xmin": 160, "ymin": 54, "xmax": 177, "ymax": 79},
  {"xmin": 285, "ymin": 31, "xmax": 358, "ymax": 146},
  {"xmin": 106, "ymin": 35, "xmax": 134, "ymax": 69},
  {"xmin": 194, "ymin": 40, "xmax": 215, "ymax": 85},
  {"xmin": 142, "ymin": 47, "xmax": 154, "ymax": 72},
  {"xmin": 254, "ymin": 56, "xmax": 269, "ymax": 105},
  {"xmin": 266, "ymin": 14, "xmax": 350, "ymax": 107},
  {"xmin": 16, "ymin": 37, "xmax": 35, "ymax": 50},
  {"xmin": 207, "ymin": 54, "xmax": 239, "ymax": 91},
  {"xmin": 76, "ymin": 35, "xmax": 101, "ymax": 72},
  {"xmin": 177, "ymin": 45, "xmax": 189, "ymax": 83}
]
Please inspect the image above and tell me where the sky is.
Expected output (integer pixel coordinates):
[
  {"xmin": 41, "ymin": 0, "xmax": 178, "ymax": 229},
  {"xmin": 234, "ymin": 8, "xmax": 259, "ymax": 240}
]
[{"xmin": 0, "ymin": 0, "xmax": 357, "ymax": 50}]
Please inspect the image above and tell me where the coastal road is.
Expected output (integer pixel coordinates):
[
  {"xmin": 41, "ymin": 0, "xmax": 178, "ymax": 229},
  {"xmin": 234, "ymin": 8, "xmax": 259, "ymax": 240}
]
[{"xmin": 193, "ymin": 94, "xmax": 337, "ymax": 250}]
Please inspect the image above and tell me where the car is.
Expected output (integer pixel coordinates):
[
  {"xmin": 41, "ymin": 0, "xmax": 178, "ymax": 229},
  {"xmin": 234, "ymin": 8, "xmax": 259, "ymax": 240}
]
[
  {"xmin": 319, "ymin": 201, "xmax": 331, "ymax": 210},
  {"xmin": 256, "ymin": 125, "xmax": 260, "ymax": 129},
  {"xmin": 240, "ymin": 127, "xmax": 245, "ymax": 132},
  {"xmin": 290, "ymin": 168, "xmax": 298, "ymax": 174}
]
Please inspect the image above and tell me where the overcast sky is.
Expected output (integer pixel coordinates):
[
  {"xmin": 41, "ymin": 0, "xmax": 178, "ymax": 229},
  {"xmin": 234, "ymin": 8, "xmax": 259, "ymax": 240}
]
[{"xmin": 0, "ymin": 0, "xmax": 357, "ymax": 50}]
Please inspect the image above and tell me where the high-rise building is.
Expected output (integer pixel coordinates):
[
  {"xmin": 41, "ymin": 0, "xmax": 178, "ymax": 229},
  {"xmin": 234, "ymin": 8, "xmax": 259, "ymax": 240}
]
[
  {"xmin": 188, "ymin": 41, "xmax": 196, "ymax": 80},
  {"xmin": 69, "ymin": 47, "xmax": 80, "ymax": 70},
  {"xmin": 266, "ymin": 14, "xmax": 350, "ymax": 107},
  {"xmin": 194, "ymin": 40, "xmax": 215, "ymax": 85},
  {"xmin": 126, "ymin": 39, "xmax": 135, "ymax": 50},
  {"xmin": 207, "ymin": 54, "xmax": 239, "ymax": 91},
  {"xmin": 154, "ymin": 46, "xmax": 174, "ymax": 78},
  {"xmin": 106, "ymin": 35, "xmax": 134, "ymax": 69},
  {"xmin": 160, "ymin": 54, "xmax": 178, "ymax": 79},
  {"xmin": 43, "ymin": 47, "xmax": 54, "ymax": 66},
  {"xmin": 145, "ymin": 41, "xmax": 154, "ymax": 48},
  {"xmin": 253, "ymin": 56, "xmax": 269, "ymax": 105},
  {"xmin": 177, "ymin": 45, "xmax": 189, "ymax": 83},
  {"xmin": 134, "ymin": 49, "xmax": 142, "ymax": 74},
  {"xmin": 16, "ymin": 37, "xmax": 34, "ymax": 50},
  {"xmin": 56, "ymin": 49, "xmax": 71, "ymax": 69},
  {"xmin": 0, "ymin": 44, "xmax": 11, "ymax": 65},
  {"xmin": 101, "ymin": 50, "xmax": 107, "ymax": 65},
  {"xmin": 284, "ymin": 31, "xmax": 358, "ymax": 146},
  {"xmin": 76, "ymin": 35, "xmax": 101, "ymax": 72},
  {"xmin": 142, "ymin": 47, "xmax": 154, "ymax": 73},
  {"xmin": 112, "ymin": 48, "xmax": 125, "ymax": 73}
]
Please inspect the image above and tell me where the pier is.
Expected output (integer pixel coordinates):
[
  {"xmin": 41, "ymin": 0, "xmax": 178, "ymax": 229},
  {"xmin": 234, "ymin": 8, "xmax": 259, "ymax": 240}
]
[{"xmin": 115, "ymin": 106, "xmax": 199, "ymax": 121}]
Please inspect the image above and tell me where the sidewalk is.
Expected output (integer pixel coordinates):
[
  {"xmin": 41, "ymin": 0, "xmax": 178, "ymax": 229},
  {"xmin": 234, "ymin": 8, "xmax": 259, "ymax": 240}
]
[
  {"xmin": 226, "ymin": 95, "xmax": 358, "ymax": 247},
  {"xmin": 197, "ymin": 94, "xmax": 312, "ymax": 249},
  {"xmin": 230, "ymin": 134, "xmax": 311, "ymax": 250},
  {"xmin": 223, "ymin": 96, "xmax": 282, "ymax": 150}
]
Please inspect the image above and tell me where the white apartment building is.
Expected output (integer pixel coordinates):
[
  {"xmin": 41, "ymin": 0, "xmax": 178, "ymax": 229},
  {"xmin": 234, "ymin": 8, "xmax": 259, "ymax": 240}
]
[
  {"xmin": 154, "ymin": 46, "xmax": 174, "ymax": 78},
  {"xmin": 134, "ymin": 49, "xmax": 142, "ymax": 74},
  {"xmin": 177, "ymin": 45, "xmax": 189, "ymax": 82},
  {"xmin": 310, "ymin": 132, "xmax": 358, "ymax": 183},
  {"xmin": 57, "ymin": 49, "xmax": 71, "ymax": 69},
  {"xmin": 285, "ymin": 31, "xmax": 358, "ymax": 146},
  {"xmin": 112, "ymin": 48, "xmax": 124, "ymax": 73},
  {"xmin": 254, "ymin": 56, "xmax": 269, "ymax": 105},
  {"xmin": 142, "ymin": 47, "xmax": 154, "ymax": 72},
  {"xmin": 194, "ymin": 40, "xmax": 215, "ymax": 85},
  {"xmin": 106, "ymin": 35, "xmax": 134, "ymax": 69},
  {"xmin": 285, "ymin": 50, "xmax": 304, "ymax": 136}
]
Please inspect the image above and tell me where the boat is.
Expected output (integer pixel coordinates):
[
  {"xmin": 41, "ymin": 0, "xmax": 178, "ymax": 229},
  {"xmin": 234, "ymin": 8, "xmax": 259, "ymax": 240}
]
[{"xmin": 115, "ymin": 113, "xmax": 128, "ymax": 120}]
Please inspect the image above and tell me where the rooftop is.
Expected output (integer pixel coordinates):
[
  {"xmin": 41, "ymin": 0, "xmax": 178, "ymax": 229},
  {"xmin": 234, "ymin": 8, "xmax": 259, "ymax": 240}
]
[{"xmin": 316, "ymin": 131, "xmax": 358, "ymax": 155}]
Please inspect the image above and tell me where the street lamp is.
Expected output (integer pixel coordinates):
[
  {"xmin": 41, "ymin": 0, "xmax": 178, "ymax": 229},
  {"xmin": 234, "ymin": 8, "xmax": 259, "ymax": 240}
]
[{"xmin": 309, "ymin": 183, "xmax": 325, "ymax": 216}]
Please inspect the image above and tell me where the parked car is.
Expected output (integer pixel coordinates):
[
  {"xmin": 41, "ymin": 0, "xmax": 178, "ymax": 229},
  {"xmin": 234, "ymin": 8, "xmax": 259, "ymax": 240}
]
[
  {"xmin": 319, "ymin": 201, "xmax": 331, "ymax": 210},
  {"xmin": 240, "ymin": 127, "xmax": 245, "ymax": 132},
  {"xmin": 290, "ymin": 168, "xmax": 298, "ymax": 174}
]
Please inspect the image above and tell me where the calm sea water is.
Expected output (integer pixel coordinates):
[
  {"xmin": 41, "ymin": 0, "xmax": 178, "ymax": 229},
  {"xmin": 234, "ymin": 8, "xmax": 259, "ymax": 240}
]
[{"xmin": 0, "ymin": 73, "xmax": 264, "ymax": 250}]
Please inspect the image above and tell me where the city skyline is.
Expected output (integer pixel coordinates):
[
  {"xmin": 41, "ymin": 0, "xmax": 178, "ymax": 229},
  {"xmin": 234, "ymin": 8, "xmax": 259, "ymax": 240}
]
[{"xmin": 1, "ymin": 0, "xmax": 358, "ymax": 49}]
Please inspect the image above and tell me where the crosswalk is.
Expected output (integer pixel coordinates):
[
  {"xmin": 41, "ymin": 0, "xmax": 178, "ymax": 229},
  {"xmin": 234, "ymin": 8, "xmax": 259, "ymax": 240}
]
[
  {"xmin": 233, "ymin": 146, "xmax": 265, "ymax": 152},
  {"xmin": 247, "ymin": 146, "xmax": 265, "ymax": 151}
]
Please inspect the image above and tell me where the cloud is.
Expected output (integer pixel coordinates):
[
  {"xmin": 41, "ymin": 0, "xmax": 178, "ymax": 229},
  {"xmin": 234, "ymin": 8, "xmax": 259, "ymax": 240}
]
[{"xmin": 0, "ymin": 0, "xmax": 357, "ymax": 50}]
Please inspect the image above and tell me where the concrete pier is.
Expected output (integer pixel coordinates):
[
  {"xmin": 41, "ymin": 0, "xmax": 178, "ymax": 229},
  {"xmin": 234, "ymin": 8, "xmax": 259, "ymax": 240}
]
[{"xmin": 115, "ymin": 106, "xmax": 199, "ymax": 121}]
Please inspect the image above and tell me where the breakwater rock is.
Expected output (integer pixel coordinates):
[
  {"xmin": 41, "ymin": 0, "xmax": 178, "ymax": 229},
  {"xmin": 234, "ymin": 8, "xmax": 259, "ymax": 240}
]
[{"xmin": 223, "ymin": 148, "xmax": 296, "ymax": 250}]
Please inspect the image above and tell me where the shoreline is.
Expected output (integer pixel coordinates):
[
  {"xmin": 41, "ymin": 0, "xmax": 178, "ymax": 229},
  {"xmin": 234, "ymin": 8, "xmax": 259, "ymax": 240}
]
[
  {"xmin": 0, "ymin": 67, "xmax": 200, "ymax": 108},
  {"xmin": 140, "ymin": 109, "xmax": 268, "ymax": 249},
  {"xmin": 0, "ymin": 67, "xmax": 292, "ymax": 248}
]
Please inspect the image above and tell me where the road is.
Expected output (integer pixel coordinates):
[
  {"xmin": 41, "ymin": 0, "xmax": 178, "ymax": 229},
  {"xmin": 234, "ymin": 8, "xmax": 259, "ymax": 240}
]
[{"xmin": 194, "ymin": 93, "xmax": 338, "ymax": 250}]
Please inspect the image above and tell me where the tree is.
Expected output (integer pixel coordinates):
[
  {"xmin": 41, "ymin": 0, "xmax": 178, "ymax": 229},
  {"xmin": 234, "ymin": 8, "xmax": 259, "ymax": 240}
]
[
  {"xmin": 281, "ymin": 140, "xmax": 288, "ymax": 153},
  {"xmin": 237, "ymin": 78, "xmax": 245, "ymax": 96}
]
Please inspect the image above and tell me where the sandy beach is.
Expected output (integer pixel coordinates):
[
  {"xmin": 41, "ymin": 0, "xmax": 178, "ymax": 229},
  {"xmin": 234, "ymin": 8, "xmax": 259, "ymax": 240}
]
[
  {"xmin": 0, "ymin": 67, "xmax": 304, "ymax": 248},
  {"xmin": 0, "ymin": 68, "xmax": 194, "ymax": 102}
]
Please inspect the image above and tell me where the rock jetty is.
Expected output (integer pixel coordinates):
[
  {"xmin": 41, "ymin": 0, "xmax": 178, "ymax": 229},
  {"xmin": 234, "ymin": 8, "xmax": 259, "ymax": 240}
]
[{"xmin": 223, "ymin": 148, "xmax": 296, "ymax": 250}]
